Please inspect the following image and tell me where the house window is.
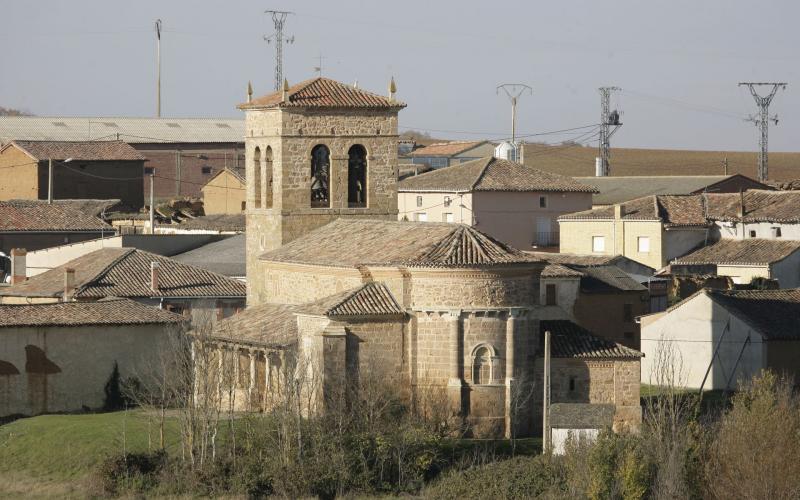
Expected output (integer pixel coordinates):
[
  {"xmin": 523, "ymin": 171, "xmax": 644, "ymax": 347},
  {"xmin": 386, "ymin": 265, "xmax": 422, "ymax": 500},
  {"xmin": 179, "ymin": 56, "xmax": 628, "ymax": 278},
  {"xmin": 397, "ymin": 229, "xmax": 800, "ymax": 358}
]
[
  {"xmin": 569, "ymin": 377, "xmax": 576, "ymax": 392},
  {"xmin": 472, "ymin": 345, "xmax": 494, "ymax": 385},
  {"xmin": 310, "ymin": 145, "xmax": 330, "ymax": 208},
  {"xmin": 546, "ymin": 284, "xmax": 557, "ymax": 306},
  {"xmin": 592, "ymin": 236, "xmax": 605, "ymax": 253},
  {"xmin": 444, "ymin": 196, "xmax": 451, "ymax": 207},
  {"xmin": 773, "ymin": 227, "xmax": 782, "ymax": 238},
  {"xmin": 253, "ymin": 146, "xmax": 262, "ymax": 209},
  {"xmin": 637, "ymin": 236, "xmax": 650, "ymax": 253},
  {"xmin": 347, "ymin": 145, "xmax": 367, "ymax": 208},
  {"xmin": 749, "ymin": 230, "xmax": 757, "ymax": 238},
  {"xmin": 623, "ymin": 304, "xmax": 633, "ymax": 322},
  {"xmin": 144, "ymin": 167, "xmax": 154, "ymax": 175},
  {"xmin": 265, "ymin": 146, "xmax": 273, "ymax": 208},
  {"xmin": 416, "ymin": 195, "xmax": 423, "ymax": 207},
  {"xmin": 415, "ymin": 212, "xmax": 428, "ymax": 222},
  {"xmin": 442, "ymin": 213, "xmax": 454, "ymax": 223},
  {"xmin": 202, "ymin": 166, "xmax": 212, "ymax": 175},
  {"xmin": 240, "ymin": 201, "xmax": 246, "ymax": 211},
  {"xmin": 539, "ymin": 195, "xmax": 548, "ymax": 208}
]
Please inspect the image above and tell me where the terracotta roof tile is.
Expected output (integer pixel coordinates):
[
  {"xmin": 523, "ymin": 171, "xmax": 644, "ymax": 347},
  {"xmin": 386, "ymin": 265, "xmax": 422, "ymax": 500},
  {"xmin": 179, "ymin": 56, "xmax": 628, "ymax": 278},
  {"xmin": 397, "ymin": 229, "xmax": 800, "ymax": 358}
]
[
  {"xmin": 559, "ymin": 194, "xmax": 709, "ymax": 228},
  {"xmin": 261, "ymin": 219, "xmax": 540, "ymax": 269},
  {"xmin": 0, "ymin": 247, "xmax": 246, "ymax": 299},
  {"xmin": 407, "ymin": 141, "xmax": 488, "ymax": 158},
  {"xmin": 705, "ymin": 190, "xmax": 800, "ymax": 222},
  {"xmin": 301, "ymin": 282, "xmax": 404, "ymax": 317},
  {"xmin": 10, "ymin": 140, "xmax": 145, "ymax": 161},
  {"xmin": 240, "ymin": 77, "xmax": 405, "ymax": 110},
  {"xmin": 399, "ymin": 157, "xmax": 596, "ymax": 193},
  {"xmin": 172, "ymin": 214, "xmax": 245, "ymax": 232},
  {"xmin": 0, "ymin": 298, "xmax": 184, "ymax": 327},
  {"xmin": 673, "ymin": 238, "xmax": 800, "ymax": 266},
  {"xmin": 0, "ymin": 199, "xmax": 114, "ymax": 232},
  {"xmin": 541, "ymin": 263, "xmax": 584, "ymax": 278},
  {"xmin": 540, "ymin": 320, "xmax": 643, "ymax": 359},
  {"xmin": 210, "ymin": 303, "xmax": 299, "ymax": 348}
]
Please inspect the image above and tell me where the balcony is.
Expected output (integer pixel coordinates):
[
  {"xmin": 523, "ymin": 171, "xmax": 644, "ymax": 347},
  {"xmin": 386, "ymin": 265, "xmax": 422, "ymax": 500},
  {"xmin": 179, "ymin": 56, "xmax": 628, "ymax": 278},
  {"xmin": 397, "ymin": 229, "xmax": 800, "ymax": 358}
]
[{"xmin": 532, "ymin": 231, "xmax": 560, "ymax": 248}]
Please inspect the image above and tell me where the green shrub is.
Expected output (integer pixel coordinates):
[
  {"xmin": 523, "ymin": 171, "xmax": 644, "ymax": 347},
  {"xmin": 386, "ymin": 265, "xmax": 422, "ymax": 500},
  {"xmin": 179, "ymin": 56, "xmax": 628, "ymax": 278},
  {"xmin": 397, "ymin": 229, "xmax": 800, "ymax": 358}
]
[{"xmin": 96, "ymin": 450, "xmax": 167, "ymax": 495}]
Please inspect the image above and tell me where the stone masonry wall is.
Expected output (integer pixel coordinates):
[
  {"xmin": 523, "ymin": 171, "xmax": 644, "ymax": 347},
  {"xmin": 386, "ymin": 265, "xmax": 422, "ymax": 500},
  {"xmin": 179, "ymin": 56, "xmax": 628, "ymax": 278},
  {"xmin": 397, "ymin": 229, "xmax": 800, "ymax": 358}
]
[
  {"xmin": 256, "ymin": 265, "xmax": 364, "ymax": 306},
  {"xmin": 409, "ymin": 270, "xmax": 537, "ymax": 309}
]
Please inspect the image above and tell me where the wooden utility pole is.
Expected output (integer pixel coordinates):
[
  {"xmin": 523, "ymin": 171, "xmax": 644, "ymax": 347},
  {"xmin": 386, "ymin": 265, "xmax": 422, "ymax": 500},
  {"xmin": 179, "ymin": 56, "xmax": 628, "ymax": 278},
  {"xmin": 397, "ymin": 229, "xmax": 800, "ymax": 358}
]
[
  {"xmin": 48, "ymin": 158, "xmax": 53, "ymax": 204},
  {"xmin": 542, "ymin": 330, "xmax": 551, "ymax": 452},
  {"xmin": 149, "ymin": 171, "xmax": 155, "ymax": 234}
]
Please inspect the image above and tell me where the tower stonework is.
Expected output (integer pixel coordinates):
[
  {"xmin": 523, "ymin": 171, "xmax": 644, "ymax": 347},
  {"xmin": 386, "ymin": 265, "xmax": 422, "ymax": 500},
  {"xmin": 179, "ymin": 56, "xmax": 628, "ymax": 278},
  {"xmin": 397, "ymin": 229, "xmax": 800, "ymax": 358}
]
[{"xmin": 239, "ymin": 77, "xmax": 405, "ymax": 303}]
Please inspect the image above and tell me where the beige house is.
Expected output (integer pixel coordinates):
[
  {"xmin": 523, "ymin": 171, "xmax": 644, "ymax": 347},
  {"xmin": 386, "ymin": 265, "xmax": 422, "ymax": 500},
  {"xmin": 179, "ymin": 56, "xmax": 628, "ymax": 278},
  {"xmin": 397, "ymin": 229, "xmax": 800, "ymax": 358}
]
[
  {"xmin": 398, "ymin": 156, "xmax": 595, "ymax": 249},
  {"xmin": 406, "ymin": 140, "xmax": 496, "ymax": 169},
  {"xmin": 640, "ymin": 289, "xmax": 800, "ymax": 390},
  {"xmin": 0, "ymin": 298, "xmax": 184, "ymax": 417},
  {"xmin": 559, "ymin": 195, "xmax": 711, "ymax": 269},
  {"xmin": 671, "ymin": 238, "xmax": 800, "ymax": 287},
  {"xmin": 201, "ymin": 167, "xmax": 246, "ymax": 215},
  {"xmin": 193, "ymin": 77, "xmax": 642, "ymax": 439}
]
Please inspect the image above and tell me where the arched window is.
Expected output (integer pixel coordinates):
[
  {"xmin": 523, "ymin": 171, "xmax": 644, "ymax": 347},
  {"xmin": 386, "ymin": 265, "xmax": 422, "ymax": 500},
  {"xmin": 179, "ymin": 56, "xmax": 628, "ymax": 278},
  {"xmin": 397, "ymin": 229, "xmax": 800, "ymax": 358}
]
[
  {"xmin": 348, "ymin": 145, "xmax": 367, "ymax": 208},
  {"xmin": 472, "ymin": 345, "xmax": 495, "ymax": 385},
  {"xmin": 310, "ymin": 145, "xmax": 330, "ymax": 208},
  {"xmin": 265, "ymin": 146, "xmax": 273, "ymax": 208},
  {"xmin": 253, "ymin": 146, "xmax": 262, "ymax": 209}
]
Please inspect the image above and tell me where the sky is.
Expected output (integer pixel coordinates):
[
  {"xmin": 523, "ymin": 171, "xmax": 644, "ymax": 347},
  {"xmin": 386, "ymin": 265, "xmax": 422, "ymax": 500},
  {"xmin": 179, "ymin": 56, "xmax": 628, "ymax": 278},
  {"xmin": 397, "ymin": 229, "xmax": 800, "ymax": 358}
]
[{"xmin": 2, "ymin": 0, "xmax": 799, "ymax": 151}]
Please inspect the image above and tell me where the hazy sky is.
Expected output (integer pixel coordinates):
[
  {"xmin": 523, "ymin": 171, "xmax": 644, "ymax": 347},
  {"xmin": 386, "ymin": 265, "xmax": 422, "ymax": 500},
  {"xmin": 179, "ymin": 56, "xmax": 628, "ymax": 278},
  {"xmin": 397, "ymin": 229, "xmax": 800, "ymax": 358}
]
[{"xmin": 2, "ymin": 1, "xmax": 799, "ymax": 151}]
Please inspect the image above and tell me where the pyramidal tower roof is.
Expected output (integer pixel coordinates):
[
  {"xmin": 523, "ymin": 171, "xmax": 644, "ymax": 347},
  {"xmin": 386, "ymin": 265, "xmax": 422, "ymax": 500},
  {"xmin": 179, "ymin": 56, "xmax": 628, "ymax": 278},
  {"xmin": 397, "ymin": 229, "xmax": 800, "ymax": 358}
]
[{"xmin": 239, "ymin": 77, "xmax": 406, "ymax": 110}]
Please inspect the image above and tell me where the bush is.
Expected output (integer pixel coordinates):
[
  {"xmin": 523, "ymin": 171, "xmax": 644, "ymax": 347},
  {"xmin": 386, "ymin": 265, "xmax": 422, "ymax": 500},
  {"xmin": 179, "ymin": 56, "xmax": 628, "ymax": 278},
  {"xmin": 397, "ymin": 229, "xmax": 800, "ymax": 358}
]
[
  {"xmin": 96, "ymin": 450, "xmax": 167, "ymax": 495},
  {"xmin": 423, "ymin": 455, "xmax": 566, "ymax": 499}
]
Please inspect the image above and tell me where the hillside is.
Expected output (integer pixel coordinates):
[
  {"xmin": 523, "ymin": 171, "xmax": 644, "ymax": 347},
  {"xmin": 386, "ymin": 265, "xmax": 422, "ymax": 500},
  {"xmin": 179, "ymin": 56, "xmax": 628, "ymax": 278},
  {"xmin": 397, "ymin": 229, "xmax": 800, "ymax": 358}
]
[{"xmin": 522, "ymin": 143, "xmax": 800, "ymax": 182}]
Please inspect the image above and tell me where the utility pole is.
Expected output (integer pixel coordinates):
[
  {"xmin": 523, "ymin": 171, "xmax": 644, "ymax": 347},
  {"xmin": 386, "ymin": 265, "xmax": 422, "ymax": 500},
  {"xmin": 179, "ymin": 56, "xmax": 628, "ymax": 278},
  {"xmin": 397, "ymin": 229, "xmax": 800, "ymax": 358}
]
[
  {"xmin": 598, "ymin": 86, "xmax": 622, "ymax": 177},
  {"xmin": 264, "ymin": 10, "xmax": 294, "ymax": 91},
  {"xmin": 542, "ymin": 329, "xmax": 551, "ymax": 453},
  {"xmin": 48, "ymin": 159, "xmax": 54, "ymax": 204},
  {"xmin": 155, "ymin": 19, "xmax": 162, "ymax": 118},
  {"xmin": 496, "ymin": 83, "xmax": 532, "ymax": 161},
  {"xmin": 149, "ymin": 171, "xmax": 155, "ymax": 234},
  {"xmin": 313, "ymin": 53, "xmax": 325, "ymax": 77},
  {"xmin": 723, "ymin": 157, "xmax": 728, "ymax": 175},
  {"xmin": 738, "ymin": 82, "xmax": 787, "ymax": 182}
]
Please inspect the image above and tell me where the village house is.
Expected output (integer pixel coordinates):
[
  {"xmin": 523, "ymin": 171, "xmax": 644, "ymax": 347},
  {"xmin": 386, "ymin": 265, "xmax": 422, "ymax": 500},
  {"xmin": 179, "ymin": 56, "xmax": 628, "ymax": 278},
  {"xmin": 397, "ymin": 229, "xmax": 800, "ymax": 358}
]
[
  {"xmin": 157, "ymin": 214, "xmax": 245, "ymax": 235},
  {"xmin": 640, "ymin": 288, "xmax": 800, "ymax": 390},
  {"xmin": 705, "ymin": 190, "xmax": 800, "ymax": 240},
  {"xmin": 0, "ymin": 116, "xmax": 245, "ymax": 200},
  {"xmin": 0, "ymin": 140, "xmax": 146, "ymax": 209},
  {"xmin": 0, "ymin": 247, "xmax": 246, "ymax": 325},
  {"xmin": 575, "ymin": 174, "xmax": 769, "ymax": 208},
  {"xmin": 0, "ymin": 298, "xmax": 184, "ymax": 417},
  {"xmin": 406, "ymin": 140, "xmax": 495, "ymax": 169},
  {"xmin": 201, "ymin": 167, "xmax": 246, "ymax": 215},
  {"xmin": 397, "ymin": 156, "xmax": 596, "ymax": 249},
  {"xmin": 192, "ymin": 76, "xmax": 642, "ymax": 440}
]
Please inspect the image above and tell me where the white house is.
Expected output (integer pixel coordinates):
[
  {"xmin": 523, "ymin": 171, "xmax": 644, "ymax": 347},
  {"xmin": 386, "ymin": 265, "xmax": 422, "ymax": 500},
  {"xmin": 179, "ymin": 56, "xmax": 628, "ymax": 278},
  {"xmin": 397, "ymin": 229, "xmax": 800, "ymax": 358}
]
[{"xmin": 640, "ymin": 288, "xmax": 800, "ymax": 390}]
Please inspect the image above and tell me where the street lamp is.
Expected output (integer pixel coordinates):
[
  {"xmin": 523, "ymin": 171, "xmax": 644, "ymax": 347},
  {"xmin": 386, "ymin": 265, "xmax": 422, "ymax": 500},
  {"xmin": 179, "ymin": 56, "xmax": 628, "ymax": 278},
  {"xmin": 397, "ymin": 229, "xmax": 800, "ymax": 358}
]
[{"xmin": 47, "ymin": 157, "xmax": 73, "ymax": 204}]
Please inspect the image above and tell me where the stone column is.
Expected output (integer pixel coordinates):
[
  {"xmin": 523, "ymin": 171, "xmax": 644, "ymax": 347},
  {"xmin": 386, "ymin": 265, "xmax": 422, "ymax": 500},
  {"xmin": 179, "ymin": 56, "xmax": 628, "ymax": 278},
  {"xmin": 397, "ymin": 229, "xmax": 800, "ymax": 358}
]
[
  {"xmin": 446, "ymin": 310, "xmax": 463, "ymax": 417},
  {"xmin": 248, "ymin": 349, "xmax": 257, "ymax": 410},
  {"xmin": 505, "ymin": 308, "xmax": 522, "ymax": 439}
]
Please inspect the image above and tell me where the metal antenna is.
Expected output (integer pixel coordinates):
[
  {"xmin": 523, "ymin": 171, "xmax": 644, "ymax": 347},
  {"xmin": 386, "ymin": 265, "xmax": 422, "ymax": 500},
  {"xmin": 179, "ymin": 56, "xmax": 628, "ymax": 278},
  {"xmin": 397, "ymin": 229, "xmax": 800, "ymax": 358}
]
[
  {"xmin": 264, "ymin": 10, "xmax": 294, "ymax": 91},
  {"xmin": 155, "ymin": 19, "xmax": 162, "ymax": 118},
  {"xmin": 598, "ymin": 86, "xmax": 622, "ymax": 176},
  {"xmin": 496, "ymin": 83, "xmax": 533, "ymax": 160},
  {"xmin": 738, "ymin": 82, "xmax": 787, "ymax": 182}
]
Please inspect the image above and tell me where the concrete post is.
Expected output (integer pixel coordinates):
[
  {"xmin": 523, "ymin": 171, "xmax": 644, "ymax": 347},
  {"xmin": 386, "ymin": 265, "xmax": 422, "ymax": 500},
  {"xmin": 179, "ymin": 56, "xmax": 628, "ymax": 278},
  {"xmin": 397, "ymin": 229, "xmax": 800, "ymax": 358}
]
[
  {"xmin": 10, "ymin": 248, "xmax": 27, "ymax": 284},
  {"xmin": 505, "ymin": 308, "xmax": 521, "ymax": 438},
  {"xmin": 446, "ymin": 310, "xmax": 463, "ymax": 417}
]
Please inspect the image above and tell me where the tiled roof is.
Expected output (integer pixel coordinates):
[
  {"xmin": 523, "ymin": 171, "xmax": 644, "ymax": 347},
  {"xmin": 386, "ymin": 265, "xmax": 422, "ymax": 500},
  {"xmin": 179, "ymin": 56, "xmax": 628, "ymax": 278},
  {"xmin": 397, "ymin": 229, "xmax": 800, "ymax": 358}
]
[
  {"xmin": 705, "ymin": 190, "xmax": 800, "ymax": 222},
  {"xmin": 407, "ymin": 141, "xmax": 488, "ymax": 158},
  {"xmin": 574, "ymin": 175, "xmax": 764, "ymax": 206},
  {"xmin": 705, "ymin": 288, "xmax": 800, "ymax": 340},
  {"xmin": 540, "ymin": 320, "xmax": 643, "ymax": 359},
  {"xmin": 9, "ymin": 140, "xmax": 145, "ymax": 161},
  {"xmin": 0, "ymin": 199, "xmax": 114, "ymax": 232},
  {"xmin": 559, "ymin": 194, "xmax": 709, "ymax": 228},
  {"xmin": 0, "ymin": 298, "xmax": 184, "ymax": 328},
  {"xmin": 173, "ymin": 214, "xmax": 245, "ymax": 232},
  {"xmin": 172, "ymin": 234, "xmax": 246, "ymax": 277},
  {"xmin": 209, "ymin": 303, "xmax": 299, "ymax": 348},
  {"xmin": 0, "ymin": 248, "xmax": 246, "ymax": 299},
  {"xmin": 673, "ymin": 238, "xmax": 800, "ymax": 266},
  {"xmin": 0, "ymin": 117, "xmax": 244, "ymax": 144},
  {"xmin": 241, "ymin": 77, "xmax": 405, "ymax": 110},
  {"xmin": 301, "ymin": 282, "xmax": 404, "ymax": 317},
  {"xmin": 541, "ymin": 263, "xmax": 583, "ymax": 278},
  {"xmin": 526, "ymin": 252, "xmax": 622, "ymax": 267},
  {"xmin": 399, "ymin": 156, "xmax": 596, "ymax": 193},
  {"xmin": 262, "ymin": 219, "xmax": 540, "ymax": 269},
  {"xmin": 579, "ymin": 265, "xmax": 647, "ymax": 292}
]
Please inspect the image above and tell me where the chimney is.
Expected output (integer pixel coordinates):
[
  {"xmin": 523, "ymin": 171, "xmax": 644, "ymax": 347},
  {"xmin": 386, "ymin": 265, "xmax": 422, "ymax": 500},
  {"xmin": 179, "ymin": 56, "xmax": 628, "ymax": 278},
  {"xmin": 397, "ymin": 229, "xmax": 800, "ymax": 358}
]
[
  {"xmin": 281, "ymin": 78, "xmax": 289, "ymax": 102},
  {"xmin": 10, "ymin": 248, "xmax": 26, "ymax": 285},
  {"xmin": 63, "ymin": 267, "xmax": 76, "ymax": 301},
  {"xmin": 737, "ymin": 190, "xmax": 745, "ymax": 218},
  {"xmin": 614, "ymin": 203, "xmax": 626, "ymax": 219},
  {"xmin": 150, "ymin": 261, "xmax": 160, "ymax": 292},
  {"xmin": 388, "ymin": 76, "xmax": 397, "ymax": 101},
  {"xmin": 247, "ymin": 81, "xmax": 253, "ymax": 103}
]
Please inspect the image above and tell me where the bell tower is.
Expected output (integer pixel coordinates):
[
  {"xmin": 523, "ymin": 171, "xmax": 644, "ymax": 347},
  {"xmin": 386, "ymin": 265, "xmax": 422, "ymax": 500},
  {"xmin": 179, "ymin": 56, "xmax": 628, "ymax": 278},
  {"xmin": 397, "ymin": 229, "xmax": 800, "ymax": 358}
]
[{"xmin": 239, "ymin": 77, "xmax": 405, "ymax": 303}]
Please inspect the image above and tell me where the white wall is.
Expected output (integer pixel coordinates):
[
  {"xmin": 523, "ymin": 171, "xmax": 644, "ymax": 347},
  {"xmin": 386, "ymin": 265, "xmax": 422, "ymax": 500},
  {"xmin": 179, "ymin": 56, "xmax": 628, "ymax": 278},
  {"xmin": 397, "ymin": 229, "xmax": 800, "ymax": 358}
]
[
  {"xmin": 663, "ymin": 228, "xmax": 709, "ymax": 264},
  {"xmin": 0, "ymin": 324, "xmax": 174, "ymax": 416},
  {"xmin": 552, "ymin": 428, "xmax": 599, "ymax": 455},
  {"xmin": 397, "ymin": 191, "xmax": 473, "ymax": 224},
  {"xmin": 715, "ymin": 221, "xmax": 800, "ymax": 240},
  {"xmin": 640, "ymin": 292, "xmax": 765, "ymax": 390}
]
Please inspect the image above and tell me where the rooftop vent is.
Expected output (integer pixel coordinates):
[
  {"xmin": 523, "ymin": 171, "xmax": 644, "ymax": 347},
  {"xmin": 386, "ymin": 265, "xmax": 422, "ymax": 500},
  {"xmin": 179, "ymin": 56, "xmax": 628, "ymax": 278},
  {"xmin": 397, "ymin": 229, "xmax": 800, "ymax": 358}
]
[{"xmin": 166, "ymin": 123, "xmax": 180, "ymax": 128}]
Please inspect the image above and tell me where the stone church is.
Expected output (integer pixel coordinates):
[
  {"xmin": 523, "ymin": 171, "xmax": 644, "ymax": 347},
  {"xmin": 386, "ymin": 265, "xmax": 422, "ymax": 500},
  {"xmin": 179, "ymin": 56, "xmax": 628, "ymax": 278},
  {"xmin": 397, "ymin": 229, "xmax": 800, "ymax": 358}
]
[{"xmin": 202, "ymin": 77, "xmax": 641, "ymax": 438}]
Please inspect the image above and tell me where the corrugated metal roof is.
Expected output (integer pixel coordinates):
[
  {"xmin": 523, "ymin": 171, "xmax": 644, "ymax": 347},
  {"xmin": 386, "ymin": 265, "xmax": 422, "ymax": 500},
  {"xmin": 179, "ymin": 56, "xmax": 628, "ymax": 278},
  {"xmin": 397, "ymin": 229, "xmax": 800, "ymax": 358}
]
[{"xmin": 0, "ymin": 117, "xmax": 244, "ymax": 144}]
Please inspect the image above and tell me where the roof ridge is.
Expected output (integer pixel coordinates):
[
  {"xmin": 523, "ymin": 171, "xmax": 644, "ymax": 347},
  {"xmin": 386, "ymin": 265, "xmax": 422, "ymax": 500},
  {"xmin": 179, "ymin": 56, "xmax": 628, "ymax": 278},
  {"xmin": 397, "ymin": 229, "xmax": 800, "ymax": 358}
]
[
  {"xmin": 469, "ymin": 157, "xmax": 495, "ymax": 191},
  {"xmin": 73, "ymin": 248, "xmax": 135, "ymax": 297},
  {"xmin": 325, "ymin": 282, "xmax": 371, "ymax": 314}
]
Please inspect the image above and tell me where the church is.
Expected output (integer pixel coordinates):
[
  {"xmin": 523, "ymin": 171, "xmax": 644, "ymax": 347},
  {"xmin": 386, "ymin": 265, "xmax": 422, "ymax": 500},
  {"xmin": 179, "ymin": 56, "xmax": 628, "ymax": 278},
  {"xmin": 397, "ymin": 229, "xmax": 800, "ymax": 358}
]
[{"xmin": 200, "ymin": 76, "xmax": 642, "ymax": 439}]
